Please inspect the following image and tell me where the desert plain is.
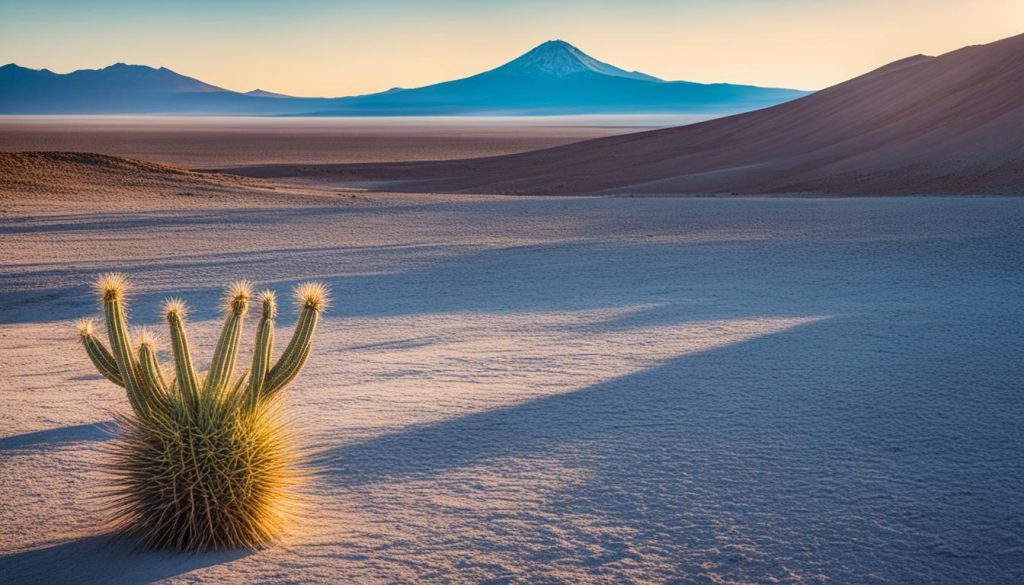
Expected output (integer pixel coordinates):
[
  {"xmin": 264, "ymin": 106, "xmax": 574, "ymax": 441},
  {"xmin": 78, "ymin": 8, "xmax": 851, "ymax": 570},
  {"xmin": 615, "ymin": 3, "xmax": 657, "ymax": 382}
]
[{"xmin": 1, "ymin": 116, "xmax": 1023, "ymax": 584}]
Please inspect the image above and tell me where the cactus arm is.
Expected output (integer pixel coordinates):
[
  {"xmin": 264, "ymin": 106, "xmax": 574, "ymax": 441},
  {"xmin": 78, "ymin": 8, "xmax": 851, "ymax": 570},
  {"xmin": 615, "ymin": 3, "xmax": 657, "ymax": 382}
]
[
  {"xmin": 264, "ymin": 344, "xmax": 311, "ymax": 401},
  {"xmin": 244, "ymin": 292, "xmax": 276, "ymax": 409},
  {"xmin": 79, "ymin": 328, "xmax": 125, "ymax": 387},
  {"xmin": 248, "ymin": 317, "xmax": 274, "ymax": 397},
  {"xmin": 264, "ymin": 308, "xmax": 311, "ymax": 385},
  {"xmin": 165, "ymin": 301, "xmax": 201, "ymax": 413},
  {"xmin": 138, "ymin": 342, "xmax": 169, "ymax": 396},
  {"xmin": 228, "ymin": 369, "xmax": 251, "ymax": 407},
  {"xmin": 203, "ymin": 311, "xmax": 243, "ymax": 400},
  {"xmin": 203, "ymin": 283, "xmax": 251, "ymax": 402},
  {"xmin": 98, "ymin": 275, "xmax": 147, "ymax": 418},
  {"xmin": 263, "ymin": 307, "xmax": 317, "ymax": 397},
  {"xmin": 263, "ymin": 283, "xmax": 327, "ymax": 398}
]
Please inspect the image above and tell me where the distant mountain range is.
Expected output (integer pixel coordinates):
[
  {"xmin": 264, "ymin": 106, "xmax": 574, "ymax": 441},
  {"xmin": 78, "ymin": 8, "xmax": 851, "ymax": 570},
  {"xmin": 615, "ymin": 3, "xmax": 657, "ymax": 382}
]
[
  {"xmin": 234, "ymin": 33, "xmax": 1024, "ymax": 196},
  {"xmin": 0, "ymin": 41, "xmax": 808, "ymax": 116}
]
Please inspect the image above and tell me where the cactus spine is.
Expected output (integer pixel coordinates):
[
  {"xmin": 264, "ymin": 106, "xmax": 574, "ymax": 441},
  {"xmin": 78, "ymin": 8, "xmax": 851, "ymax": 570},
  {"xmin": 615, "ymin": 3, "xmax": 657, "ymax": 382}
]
[{"xmin": 75, "ymin": 274, "xmax": 328, "ymax": 551}]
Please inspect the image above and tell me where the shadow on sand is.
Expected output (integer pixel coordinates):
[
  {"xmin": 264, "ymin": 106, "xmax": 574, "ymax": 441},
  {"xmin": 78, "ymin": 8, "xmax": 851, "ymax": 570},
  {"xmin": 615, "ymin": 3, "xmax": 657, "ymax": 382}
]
[
  {"xmin": 0, "ymin": 535, "xmax": 248, "ymax": 585},
  {"xmin": 0, "ymin": 237, "xmax": 832, "ymax": 326},
  {"xmin": 317, "ymin": 318, "xmax": 842, "ymax": 487},
  {"xmin": 0, "ymin": 422, "xmax": 112, "ymax": 452}
]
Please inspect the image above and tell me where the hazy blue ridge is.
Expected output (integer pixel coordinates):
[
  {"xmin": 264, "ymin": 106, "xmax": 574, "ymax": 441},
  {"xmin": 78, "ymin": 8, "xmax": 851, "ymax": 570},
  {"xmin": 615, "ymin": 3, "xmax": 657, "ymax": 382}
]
[{"xmin": 0, "ymin": 41, "xmax": 809, "ymax": 115}]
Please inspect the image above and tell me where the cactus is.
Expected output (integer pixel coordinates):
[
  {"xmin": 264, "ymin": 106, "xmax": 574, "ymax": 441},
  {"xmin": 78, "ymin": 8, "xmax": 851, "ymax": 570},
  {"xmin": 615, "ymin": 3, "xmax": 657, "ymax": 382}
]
[{"xmin": 76, "ymin": 274, "xmax": 328, "ymax": 551}]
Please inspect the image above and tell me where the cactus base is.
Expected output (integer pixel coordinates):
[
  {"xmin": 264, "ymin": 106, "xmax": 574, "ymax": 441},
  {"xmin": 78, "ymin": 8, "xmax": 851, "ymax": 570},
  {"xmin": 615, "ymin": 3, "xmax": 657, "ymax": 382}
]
[{"xmin": 107, "ymin": 395, "xmax": 298, "ymax": 551}]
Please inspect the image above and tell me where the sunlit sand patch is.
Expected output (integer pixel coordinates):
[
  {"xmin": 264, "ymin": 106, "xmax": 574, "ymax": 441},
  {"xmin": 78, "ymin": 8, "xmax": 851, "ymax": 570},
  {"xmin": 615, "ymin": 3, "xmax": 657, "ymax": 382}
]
[
  {"xmin": 298, "ymin": 307, "xmax": 827, "ymax": 436},
  {"xmin": 295, "ymin": 454, "xmax": 632, "ymax": 582}
]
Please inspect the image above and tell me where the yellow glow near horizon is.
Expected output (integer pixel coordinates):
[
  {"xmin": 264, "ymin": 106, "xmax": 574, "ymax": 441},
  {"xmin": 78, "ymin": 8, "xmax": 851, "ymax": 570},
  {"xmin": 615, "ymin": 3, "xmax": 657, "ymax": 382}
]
[{"xmin": 0, "ymin": 0, "xmax": 1021, "ymax": 96}]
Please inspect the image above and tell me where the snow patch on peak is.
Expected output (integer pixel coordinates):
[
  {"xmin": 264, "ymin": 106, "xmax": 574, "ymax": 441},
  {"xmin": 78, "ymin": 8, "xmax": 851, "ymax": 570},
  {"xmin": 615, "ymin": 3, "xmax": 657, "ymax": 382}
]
[{"xmin": 496, "ymin": 40, "xmax": 662, "ymax": 82}]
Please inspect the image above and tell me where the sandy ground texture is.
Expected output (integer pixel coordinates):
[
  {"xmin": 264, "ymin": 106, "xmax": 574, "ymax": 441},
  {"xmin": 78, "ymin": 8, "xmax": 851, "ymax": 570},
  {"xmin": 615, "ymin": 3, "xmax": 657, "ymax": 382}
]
[
  {"xmin": 0, "ymin": 152, "xmax": 380, "ymax": 216},
  {"xmin": 1, "ymin": 157, "xmax": 1023, "ymax": 583}
]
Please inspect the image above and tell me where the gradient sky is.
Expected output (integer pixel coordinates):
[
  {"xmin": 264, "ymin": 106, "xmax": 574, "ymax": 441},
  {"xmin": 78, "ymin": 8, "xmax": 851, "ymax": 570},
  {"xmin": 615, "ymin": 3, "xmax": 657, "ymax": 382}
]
[{"xmin": 1, "ymin": 0, "xmax": 1021, "ymax": 96}]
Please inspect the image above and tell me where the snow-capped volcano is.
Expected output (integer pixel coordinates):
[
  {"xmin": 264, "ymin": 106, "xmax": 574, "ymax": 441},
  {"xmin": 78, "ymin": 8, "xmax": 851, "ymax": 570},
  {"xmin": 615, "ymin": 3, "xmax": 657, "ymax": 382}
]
[
  {"xmin": 491, "ymin": 40, "xmax": 661, "ymax": 81},
  {"xmin": 316, "ymin": 40, "xmax": 806, "ymax": 115}
]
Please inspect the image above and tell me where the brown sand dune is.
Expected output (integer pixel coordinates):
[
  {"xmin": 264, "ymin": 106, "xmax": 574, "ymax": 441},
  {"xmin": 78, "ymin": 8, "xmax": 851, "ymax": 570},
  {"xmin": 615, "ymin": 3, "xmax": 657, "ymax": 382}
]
[
  {"xmin": 0, "ymin": 151, "xmax": 363, "ymax": 215},
  {"xmin": 228, "ymin": 33, "xmax": 1024, "ymax": 196}
]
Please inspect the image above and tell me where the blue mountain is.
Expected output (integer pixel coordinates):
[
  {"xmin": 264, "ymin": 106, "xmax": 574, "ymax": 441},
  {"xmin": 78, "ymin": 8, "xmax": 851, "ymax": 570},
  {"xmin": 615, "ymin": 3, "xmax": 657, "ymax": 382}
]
[
  {"xmin": 0, "ymin": 41, "xmax": 809, "ymax": 115},
  {"xmin": 0, "ymin": 62, "xmax": 283, "ymax": 114}
]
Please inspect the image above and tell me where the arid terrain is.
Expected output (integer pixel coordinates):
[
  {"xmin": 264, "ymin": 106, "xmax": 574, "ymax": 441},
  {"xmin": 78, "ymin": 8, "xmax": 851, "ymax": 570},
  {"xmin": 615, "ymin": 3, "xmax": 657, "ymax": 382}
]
[
  {"xmin": 1, "ymin": 126, "xmax": 1023, "ymax": 583},
  {"xmin": 0, "ymin": 115, "xmax": 694, "ymax": 168}
]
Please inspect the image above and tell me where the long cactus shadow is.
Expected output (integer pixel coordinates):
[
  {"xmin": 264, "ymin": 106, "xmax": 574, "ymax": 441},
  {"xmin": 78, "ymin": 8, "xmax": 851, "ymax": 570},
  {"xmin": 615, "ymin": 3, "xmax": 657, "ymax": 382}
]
[
  {"xmin": 318, "ymin": 307, "xmax": 1022, "ymax": 491},
  {"xmin": 0, "ymin": 535, "xmax": 248, "ymax": 585},
  {"xmin": 0, "ymin": 422, "xmax": 112, "ymax": 452},
  {"xmin": 318, "ymin": 317, "xmax": 838, "ymax": 486}
]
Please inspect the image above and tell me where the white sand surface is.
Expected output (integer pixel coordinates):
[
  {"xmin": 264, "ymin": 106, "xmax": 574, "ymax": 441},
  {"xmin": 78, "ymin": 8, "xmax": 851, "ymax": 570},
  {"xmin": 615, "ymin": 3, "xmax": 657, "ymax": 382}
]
[{"xmin": 1, "ymin": 193, "xmax": 1023, "ymax": 583}]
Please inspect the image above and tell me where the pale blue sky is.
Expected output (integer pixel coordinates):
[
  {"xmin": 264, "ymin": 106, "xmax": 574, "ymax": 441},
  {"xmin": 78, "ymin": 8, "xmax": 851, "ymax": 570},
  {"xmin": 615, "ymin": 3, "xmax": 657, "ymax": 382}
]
[{"xmin": 1, "ymin": 0, "xmax": 1021, "ymax": 95}]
